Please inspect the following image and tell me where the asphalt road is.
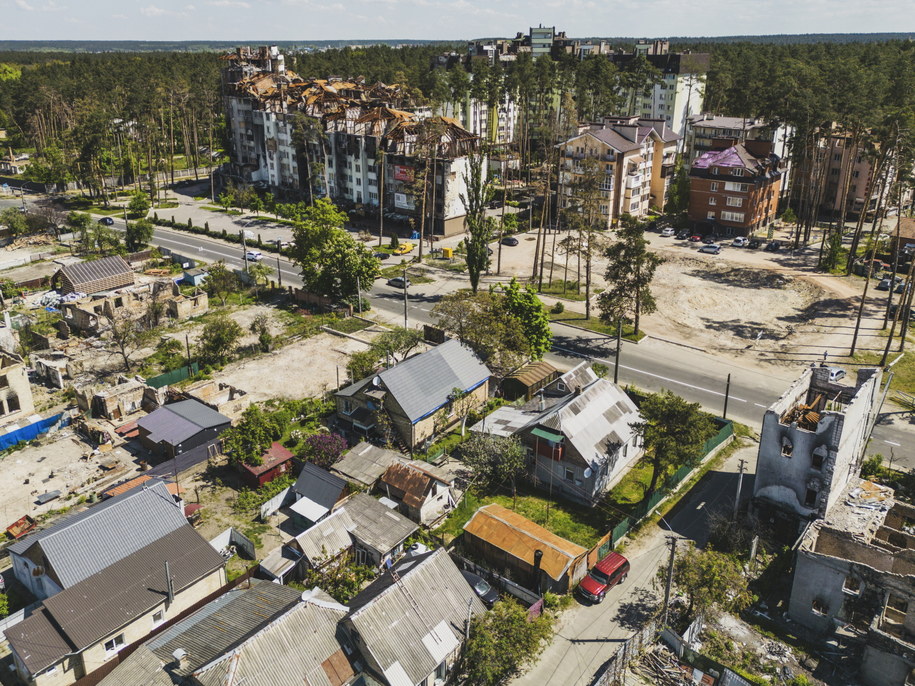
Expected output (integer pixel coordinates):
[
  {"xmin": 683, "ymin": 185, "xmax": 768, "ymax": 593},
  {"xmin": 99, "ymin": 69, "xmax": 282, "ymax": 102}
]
[{"xmin": 119, "ymin": 218, "xmax": 914, "ymax": 467}]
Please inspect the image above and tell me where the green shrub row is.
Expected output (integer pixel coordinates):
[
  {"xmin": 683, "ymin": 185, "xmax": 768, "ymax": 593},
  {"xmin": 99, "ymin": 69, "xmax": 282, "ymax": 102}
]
[{"xmin": 149, "ymin": 213, "xmax": 290, "ymax": 257}]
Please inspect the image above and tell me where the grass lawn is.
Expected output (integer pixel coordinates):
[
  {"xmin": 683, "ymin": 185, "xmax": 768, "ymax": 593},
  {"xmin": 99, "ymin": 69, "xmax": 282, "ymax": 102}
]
[
  {"xmin": 535, "ymin": 279, "xmax": 587, "ymax": 302},
  {"xmin": 153, "ymin": 201, "xmax": 179, "ymax": 209},
  {"xmin": 202, "ymin": 205, "xmax": 243, "ymax": 216},
  {"xmin": 423, "ymin": 255, "xmax": 468, "ymax": 273},
  {"xmin": 436, "ymin": 486, "xmax": 606, "ymax": 549},
  {"xmin": 379, "ymin": 263, "xmax": 434, "ymax": 284},
  {"xmin": 277, "ymin": 308, "xmax": 362, "ymax": 339},
  {"xmin": 548, "ymin": 311, "xmax": 646, "ymax": 342},
  {"xmin": 325, "ymin": 317, "xmax": 372, "ymax": 335},
  {"xmin": 854, "ymin": 343, "xmax": 915, "ymax": 395}
]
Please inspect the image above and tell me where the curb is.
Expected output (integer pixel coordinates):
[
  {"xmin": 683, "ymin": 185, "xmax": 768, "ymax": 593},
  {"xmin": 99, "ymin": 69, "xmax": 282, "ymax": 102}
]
[
  {"xmin": 319, "ymin": 325, "xmax": 373, "ymax": 346},
  {"xmin": 551, "ymin": 319, "xmax": 642, "ymax": 345},
  {"xmin": 644, "ymin": 334, "xmax": 707, "ymax": 353}
]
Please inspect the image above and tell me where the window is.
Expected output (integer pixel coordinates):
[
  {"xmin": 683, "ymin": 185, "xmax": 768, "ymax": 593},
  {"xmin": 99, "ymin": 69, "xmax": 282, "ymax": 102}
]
[
  {"xmin": 152, "ymin": 610, "xmax": 165, "ymax": 628},
  {"xmin": 7, "ymin": 395, "xmax": 19, "ymax": 414},
  {"xmin": 708, "ymin": 197, "xmax": 717, "ymax": 205},
  {"xmin": 843, "ymin": 576, "xmax": 861, "ymax": 596},
  {"xmin": 781, "ymin": 437, "xmax": 793, "ymax": 458},
  {"xmin": 726, "ymin": 197, "xmax": 743, "ymax": 207},
  {"xmin": 707, "ymin": 211, "xmax": 716, "ymax": 220},
  {"xmin": 811, "ymin": 597, "xmax": 828, "ymax": 615},
  {"xmin": 731, "ymin": 168, "xmax": 744, "ymax": 177},
  {"xmin": 565, "ymin": 468, "xmax": 575, "ymax": 481},
  {"xmin": 833, "ymin": 153, "xmax": 841, "ymax": 161},
  {"xmin": 724, "ymin": 182, "xmax": 749, "ymax": 193},
  {"xmin": 721, "ymin": 211, "xmax": 745, "ymax": 223},
  {"xmin": 804, "ymin": 487, "xmax": 818, "ymax": 507},
  {"xmin": 104, "ymin": 634, "xmax": 126, "ymax": 655},
  {"xmin": 710, "ymin": 182, "xmax": 719, "ymax": 192}
]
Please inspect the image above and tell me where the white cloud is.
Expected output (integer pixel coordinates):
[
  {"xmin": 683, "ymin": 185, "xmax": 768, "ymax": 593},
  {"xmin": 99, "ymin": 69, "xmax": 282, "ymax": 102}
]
[
  {"xmin": 139, "ymin": 4, "xmax": 167, "ymax": 16},
  {"xmin": 207, "ymin": 0, "xmax": 251, "ymax": 7},
  {"xmin": 14, "ymin": 0, "xmax": 36, "ymax": 10}
]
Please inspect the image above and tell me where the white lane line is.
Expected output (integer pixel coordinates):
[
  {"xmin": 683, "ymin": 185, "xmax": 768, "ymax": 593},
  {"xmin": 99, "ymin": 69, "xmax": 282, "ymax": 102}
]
[
  {"xmin": 754, "ymin": 403, "xmax": 768, "ymax": 408},
  {"xmin": 552, "ymin": 345, "xmax": 748, "ymax": 402},
  {"xmin": 884, "ymin": 440, "xmax": 902, "ymax": 446}
]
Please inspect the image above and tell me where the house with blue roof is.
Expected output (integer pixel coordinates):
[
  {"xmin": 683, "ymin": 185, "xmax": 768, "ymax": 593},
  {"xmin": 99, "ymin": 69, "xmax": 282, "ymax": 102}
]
[{"xmin": 334, "ymin": 339, "xmax": 491, "ymax": 450}]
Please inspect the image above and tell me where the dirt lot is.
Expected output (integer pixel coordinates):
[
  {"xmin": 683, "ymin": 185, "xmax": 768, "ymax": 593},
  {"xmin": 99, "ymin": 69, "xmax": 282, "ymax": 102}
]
[{"xmin": 0, "ymin": 430, "xmax": 140, "ymax": 532}]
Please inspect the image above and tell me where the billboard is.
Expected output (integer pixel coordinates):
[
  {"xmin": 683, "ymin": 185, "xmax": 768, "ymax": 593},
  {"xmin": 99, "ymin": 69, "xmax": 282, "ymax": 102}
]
[
  {"xmin": 394, "ymin": 193, "xmax": 414, "ymax": 210},
  {"xmin": 393, "ymin": 165, "xmax": 414, "ymax": 182}
]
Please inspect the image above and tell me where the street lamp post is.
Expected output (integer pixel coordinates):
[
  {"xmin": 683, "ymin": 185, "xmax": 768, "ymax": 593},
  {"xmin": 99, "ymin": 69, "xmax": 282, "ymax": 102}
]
[{"xmin": 402, "ymin": 266, "xmax": 408, "ymax": 328}]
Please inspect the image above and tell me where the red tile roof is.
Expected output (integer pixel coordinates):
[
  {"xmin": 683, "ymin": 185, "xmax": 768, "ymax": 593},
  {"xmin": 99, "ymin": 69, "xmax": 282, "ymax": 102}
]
[{"xmin": 241, "ymin": 442, "xmax": 295, "ymax": 476}]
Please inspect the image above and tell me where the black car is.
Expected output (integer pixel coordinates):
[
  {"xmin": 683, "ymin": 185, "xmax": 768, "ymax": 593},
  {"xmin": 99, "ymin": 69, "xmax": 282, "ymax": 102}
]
[
  {"xmin": 675, "ymin": 229, "xmax": 690, "ymax": 240},
  {"xmin": 98, "ymin": 217, "xmax": 114, "ymax": 226},
  {"xmin": 374, "ymin": 252, "xmax": 390, "ymax": 261},
  {"xmin": 747, "ymin": 239, "xmax": 762, "ymax": 249},
  {"xmin": 702, "ymin": 234, "xmax": 717, "ymax": 245},
  {"xmin": 460, "ymin": 570, "xmax": 499, "ymax": 608},
  {"xmin": 501, "ymin": 236, "xmax": 519, "ymax": 246},
  {"xmin": 765, "ymin": 240, "xmax": 782, "ymax": 252}
]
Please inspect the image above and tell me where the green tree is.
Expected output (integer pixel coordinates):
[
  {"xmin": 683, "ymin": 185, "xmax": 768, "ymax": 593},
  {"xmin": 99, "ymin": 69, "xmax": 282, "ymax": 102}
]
[
  {"xmin": 664, "ymin": 162, "xmax": 690, "ymax": 215},
  {"xmin": 461, "ymin": 152, "xmax": 494, "ymax": 292},
  {"xmin": 249, "ymin": 194, "xmax": 264, "ymax": 216},
  {"xmin": 598, "ymin": 216, "xmax": 664, "ymax": 335},
  {"xmin": 631, "ymin": 390, "xmax": 716, "ymax": 499},
  {"xmin": 204, "ymin": 261, "xmax": 239, "ymax": 307},
  {"xmin": 67, "ymin": 211, "xmax": 94, "ymax": 248},
  {"xmin": 0, "ymin": 208, "xmax": 27, "ymax": 236},
  {"xmin": 127, "ymin": 190, "xmax": 151, "ymax": 219},
  {"xmin": 370, "ymin": 327, "xmax": 424, "ymax": 364},
  {"xmin": 250, "ymin": 313, "xmax": 273, "ymax": 353},
  {"xmin": 460, "ymin": 434, "xmax": 526, "ymax": 500},
  {"xmin": 502, "ymin": 278, "xmax": 551, "ymax": 360},
  {"xmin": 198, "ymin": 313, "xmax": 243, "ymax": 367},
  {"xmin": 665, "ymin": 543, "xmax": 752, "ymax": 620},
  {"xmin": 222, "ymin": 404, "xmax": 284, "ymax": 466},
  {"xmin": 125, "ymin": 217, "xmax": 154, "ymax": 252},
  {"xmin": 0, "ymin": 590, "xmax": 8, "ymax": 619},
  {"xmin": 248, "ymin": 261, "xmax": 274, "ymax": 301},
  {"xmin": 460, "ymin": 599, "xmax": 554, "ymax": 686},
  {"xmin": 90, "ymin": 223, "xmax": 124, "ymax": 256},
  {"xmin": 105, "ymin": 308, "xmax": 153, "ymax": 371},
  {"xmin": 347, "ymin": 349, "xmax": 380, "ymax": 382},
  {"xmin": 297, "ymin": 552, "xmax": 374, "ymax": 603}
]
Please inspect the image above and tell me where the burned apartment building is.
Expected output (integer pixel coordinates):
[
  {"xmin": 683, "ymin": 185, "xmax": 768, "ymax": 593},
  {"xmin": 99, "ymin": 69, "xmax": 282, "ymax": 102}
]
[
  {"xmin": 222, "ymin": 46, "xmax": 481, "ymax": 236},
  {"xmin": 789, "ymin": 480, "xmax": 915, "ymax": 686},
  {"xmin": 752, "ymin": 366, "xmax": 885, "ymax": 533}
]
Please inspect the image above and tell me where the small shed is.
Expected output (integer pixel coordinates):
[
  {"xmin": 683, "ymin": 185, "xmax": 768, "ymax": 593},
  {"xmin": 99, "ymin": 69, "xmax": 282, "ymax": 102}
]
[
  {"xmin": 182, "ymin": 267, "xmax": 209, "ymax": 287},
  {"xmin": 54, "ymin": 255, "xmax": 135, "ymax": 295},
  {"xmin": 239, "ymin": 442, "xmax": 295, "ymax": 489},
  {"xmin": 289, "ymin": 463, "xmax": 349, "ymax": 528},
  {"xmin": 330, "ymin": 441, "xmax": 405, "ymax": 488},
  {"xmin": 502, "ymin": 361, "xmax": 559, "ymax": 401},
  {"xmin": 462, "ymin": 503, "xmax": 588, "ymax": 593}
]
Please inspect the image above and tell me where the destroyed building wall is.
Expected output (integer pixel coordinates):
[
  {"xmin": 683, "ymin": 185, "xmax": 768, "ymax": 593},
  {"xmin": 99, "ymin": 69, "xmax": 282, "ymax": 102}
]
[
  {"xmin": 33, "ymin": 352, "xmax": 82, "ymax": 389},
  {"xmin": 753, "ymin": 366, "xmax": 882, "ymax": 525},
  {"xmin": 0, "ymin": 351, "xmax": 34, "ymax": 427}
]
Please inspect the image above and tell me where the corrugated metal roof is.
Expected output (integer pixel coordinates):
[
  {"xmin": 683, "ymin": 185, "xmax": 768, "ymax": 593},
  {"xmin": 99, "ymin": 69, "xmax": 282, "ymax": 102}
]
[
  {"xmin": 346, "ymin": 549, "xmax": 485, "ymax": 686},
  {"xmin": 294, "ymin": 508, "xmax": 356, "ymax": 563},
  {"xmin": 373, "ymin": 339, "xmax": 491, "ymax": 424},
  {"xmin": 507, "ymin": 360, "xmax": 558, "ymax": 388},
  {"xmin": 8, "ymin": 479, "xmax": 188, "ymax": 588},
  {"xmin": 95, "ymin": 647, "xmax": 172, "ymax": 686},
  {"xmin": 342, "ymin": 493, "xmax": 417, "ymax": 555},
  {"xmin": 193, "ymin": 592, "xmax": 353, "ymax": 686},
  {"xmin": 137, "ymin": 400, "xmax": 230, "ymax": 446},
  {"xmin": 331, "ymin": 442, "xmax": 405, "ymax": 487},
  {"xmin": 468, "ymin": 405, "xmax": 539, "ymax": 437},
  {"xmin": 42, "ymin": 526, "xmax": 225, "ymax": 652},
  {"xmin": 5, "ymin": 608, "xmax": 74, "ymax": 675},
  {"xmin": 463, "ymin": 504, "xmax": 587, "ymax": 581},
  {"xmin": 60, "ymin": 255, "xmax": 132, "ymax": 290},
  {"xmin": 241, "ymin": 442, "xmax": 295, "ymax": 476},
  {"xmin": 380, "ymin": 463, "xmax": 434, "ymax": 510},
  {"xmin": 292, "ymin": 463, "xmax": 348, "ymax": 510}
]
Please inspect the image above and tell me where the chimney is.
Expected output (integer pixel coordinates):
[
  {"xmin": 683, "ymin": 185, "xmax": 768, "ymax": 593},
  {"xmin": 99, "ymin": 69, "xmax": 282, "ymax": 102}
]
[
  {"xmin": 533, "ymin": 549, "xmax": 544, "ymax": 595},
  {"xmin": 172, "ymin": 648, "xmax": 188, "ymax": 670},
  {"xmin": 165, "ymin": 561, "xmax": 175, "ymax": 607}
]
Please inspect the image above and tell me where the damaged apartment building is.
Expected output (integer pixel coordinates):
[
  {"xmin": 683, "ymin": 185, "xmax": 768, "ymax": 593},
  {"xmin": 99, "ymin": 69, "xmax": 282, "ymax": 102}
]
[
  {"xmin": 221, "ymin": 46, "xmax": 481, "ymax": 236},
  {"xmin": 789, "ymin": 480, "xmax": 915, "ymax": 686},
  {"xmin": 752, "ymin": 365, "xmax": 885, "ymax": 533}
]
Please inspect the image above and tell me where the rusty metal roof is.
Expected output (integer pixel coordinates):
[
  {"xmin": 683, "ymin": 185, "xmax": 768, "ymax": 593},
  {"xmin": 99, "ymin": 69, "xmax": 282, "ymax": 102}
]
[
  {"xmin": 463, "ymin": 504, "xmax": 587, "ymax": 581},
  {"xmin": 380, "ymin": 462, "xmax": 435, "ymax": 510},
  {"xmin": 508, "ymin": 361, "xmax": 559, "ymax": 388}
]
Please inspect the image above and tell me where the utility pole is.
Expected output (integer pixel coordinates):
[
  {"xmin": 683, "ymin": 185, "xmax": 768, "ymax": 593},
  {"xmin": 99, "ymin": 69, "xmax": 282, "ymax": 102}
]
[
  {"xmin": 733, "ymin": 458, "xmax": 747, "ymax": 520},
  {"xmin": 276, "ymin": 255, "xmax": 282, "ymax": 287},
  {"xmin": 723, "ymin": 373, "xmax": 732, "ymax": 419},
  {"xmin": 240, "ymin": 231, "xmax": 249, "ymax": 274},
  {"xmin": 662, "ymin": 536, "xmax": 677, "ymax": 628},
  {"xmin": 185, "ymin": 333, "xmax": 193, "ymax": 379},
  {"xmin": 356, "ymin": 275, "xmax": 362, "ymax": 316},
  {"xmin": 403, "ymin": 267, "xmax": 408, "ymax": 328},
  {"xmin": 614, "ymin": 320, "xmax": 622, "ymax": 384}
]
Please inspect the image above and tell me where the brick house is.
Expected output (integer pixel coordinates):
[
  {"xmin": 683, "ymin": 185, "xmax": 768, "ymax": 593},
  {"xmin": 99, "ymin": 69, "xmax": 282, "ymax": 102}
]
[{"xmin": 688, "ymin": 141, "xmax": 783, "ymax": 237}]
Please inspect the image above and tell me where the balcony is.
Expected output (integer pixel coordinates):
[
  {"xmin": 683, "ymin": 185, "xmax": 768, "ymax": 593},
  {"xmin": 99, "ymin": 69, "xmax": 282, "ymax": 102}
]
[{"xmin": 626, "ymin": 175, "xmax": 642, "ymax": 190}]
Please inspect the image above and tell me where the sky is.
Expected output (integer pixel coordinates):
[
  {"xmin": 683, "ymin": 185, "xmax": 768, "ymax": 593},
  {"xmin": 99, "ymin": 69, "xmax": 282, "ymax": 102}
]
[{"xmin": 3, "ymin": 0, "xmax": 915, "ymax": 42}]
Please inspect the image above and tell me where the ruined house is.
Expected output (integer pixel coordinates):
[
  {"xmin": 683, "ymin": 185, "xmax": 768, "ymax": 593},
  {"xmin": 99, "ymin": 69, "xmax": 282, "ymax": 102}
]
[
  {"xmin": 0, "ymin": 351, "xmax": 35, "ymax": 428},
  {"xmin": 33, "ymin": 351, "xmax": 83, "ymax": 389},
  {"xmin": 75, "ymin": 377, "xmax": 161, "ymax": 421},
  {"xmin": 752, "ymin": 366, "xmax": 885, "ymax": 533},
  {"xmin": 789, "ymin": 480, "xmax": 915, "ymax": 686},
  {"xmin": 171, "ymin": 379, "xmax": 250, "ymax": 421}
]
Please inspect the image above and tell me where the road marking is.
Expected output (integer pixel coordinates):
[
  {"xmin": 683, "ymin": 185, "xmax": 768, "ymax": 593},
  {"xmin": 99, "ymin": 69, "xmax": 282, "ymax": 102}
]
[
  {"xmin": 696, "ymin": 501, "xmax": 705, "ymax": 510},
  {"xmin": 884, "ymin": 440, "xmax": 902, "ymax": 447},
  {"xmin": 754, "ymin": 403, "xmax": 768, "ymax": 408}
]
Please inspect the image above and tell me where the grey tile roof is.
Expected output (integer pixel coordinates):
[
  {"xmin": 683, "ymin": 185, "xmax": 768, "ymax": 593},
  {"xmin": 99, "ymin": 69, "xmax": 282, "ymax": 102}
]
[
  {"xmin": 193, "ymin": 590, "xmax": 353, "ymax": 686},
  {"xmin": 341, "ymin": 493, "xmax": 417, "ymax": 555},
  {"xmin": 293, "ymin": 463, "xmax": 348, "ymax": 510},
  {"xmin": 346, "ymin": 549, "xmax": 485, "ymax": 686},
  {"xmin": 60, "ymin": 255, "xmax": 132, "ymax": 290},
  {"xmin": 42, "ymin": 526, "xmax": 225, "ymax": 652},
  {"xmin": 331, "ymin": 441, "xmax": 406, "ymax": 487},
  {"xmin": 146, "ymin": 580, "xmax": 302, "ymax": 676},
  {"xmin": 137, "ymin": 400, "xmax": 230, "ymax": 446},
  {"xmin": 374, "ymin": 339, "xmax": 491, "ymax": 423},
  {"xmin": 8, "ymin": 479, "xmax": 188, "ymax": 588}
]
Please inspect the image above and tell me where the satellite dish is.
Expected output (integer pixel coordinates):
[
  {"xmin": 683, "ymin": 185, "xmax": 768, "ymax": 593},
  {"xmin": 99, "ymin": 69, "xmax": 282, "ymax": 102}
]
[
  {"xmin": 583, "ymin": 468, "xmax": 592, "ymax": 479},
  {"xmin": 372, "ymin": 376, "xmax": 381, "ymax": 387}
]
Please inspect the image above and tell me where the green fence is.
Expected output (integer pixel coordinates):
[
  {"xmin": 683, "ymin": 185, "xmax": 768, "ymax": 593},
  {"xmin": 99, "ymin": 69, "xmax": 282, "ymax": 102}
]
[
  {"xmin": 146, "ymin": 363, "xmax": 200, "ymax": 389},
  {"xmin": 608, "ymin": 418, "xmax": 733, "ymax": 547}
]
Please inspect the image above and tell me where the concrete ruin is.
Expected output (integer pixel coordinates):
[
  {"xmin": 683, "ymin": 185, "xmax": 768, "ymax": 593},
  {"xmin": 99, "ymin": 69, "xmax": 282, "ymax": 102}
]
[
  {"xmin": 752, "ymin": 366, "xmax": 884, "ymax": 530},
  {"xmin": 0, "ymin": 350, "xmax": 34, "ymax": 428},
  {"xmin": 170, "ymin": 379, "xmax": 250, "ymax": 421},
  {"xmin": 789, "ymin": 480, "xmax": 915, "ymax": 686},
  {"xmin": 33, "ymin": 351, "xmax": 84, "ymax": 389},
  {"xmin": 75, "ymin": 376, "xmax": 163, "ymax": 421}
]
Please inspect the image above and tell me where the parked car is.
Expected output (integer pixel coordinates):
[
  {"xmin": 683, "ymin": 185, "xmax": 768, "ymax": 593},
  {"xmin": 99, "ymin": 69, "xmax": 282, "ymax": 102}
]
[
  {"xmin": 764, "ymin": 240, "xmax": 782, "ymax": 252},
  {"xmin": 688, "ymin": 235, "xmax": 702, "ymax": 242},
  {"xmin": 387, "ymin": 276, "xmax": 411, "ymax": 289},
  {"xmin": 460, "ymin": 570, "xmax": 499, "ymax": 608},
  {"xmin": 98, "ymin": 217, "xmax": 114, "ymax": 226},
  {"xmin": 576, "ymin": 552, "xmax": 630, "ymax": 604},
  {"xmin": 732, "ymin": 236, "xmax": 749, "ymax": 248},
  {"xmin": 747, "ymin": 239, "xmax": 762, "ymax": 249},
  {"xmin": 660, "ymin": 227, "xmax": 677, "ymax": 238},
  {"xmin": 702, "ymin": 234, "xmax": 717, "ymax": 244},
  {"xmin": 698, "ymin": 243, "xmax": 721, "ymax": 255},
  {"xmin": 895, "ymin": 281, "xmax": 909, "ymax": 294},
  {"xmin": 675, "ymin": 229, "xmax": 690, "ymax": 240},
  {"xmin": 501, "ymin": 236, "xmax": 519, "ymax": 246},
  {"xmin": 827, "ymin": 367, "xmax": 846, "ymax": 383},
  {"xmin": 392, "ymin": 242, "xmax": 415, "ymax": 255},
  {"xmin": 876, "ymin": 277, "xmax": 900, "ymax": 291},
  {"xmin": 374, "ymin": 251, "xmax": 390, "ymax": 261},
  {"xmin": 245, "ymin": 250, "xmax": 263, "ymax": 262}
]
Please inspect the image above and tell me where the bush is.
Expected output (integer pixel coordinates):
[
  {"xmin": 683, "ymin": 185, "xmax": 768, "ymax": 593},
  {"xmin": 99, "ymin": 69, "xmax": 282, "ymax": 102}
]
[
  {"xmin": 550, "ymin": 301, "xmax": 564, "ymax": 314},
  {"xmin": 205, "ymin": 221, "xmax": 209, "ymax": 231},
  {"xmin": 861, "ymin": 454, "xmax": 884, "ymax": 479}
]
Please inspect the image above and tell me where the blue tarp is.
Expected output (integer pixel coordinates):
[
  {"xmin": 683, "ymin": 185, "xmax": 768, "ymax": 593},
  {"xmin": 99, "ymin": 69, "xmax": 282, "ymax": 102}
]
[{"xmin": 0, "ymin": 413, "xmax": 69, "ymax": 452}]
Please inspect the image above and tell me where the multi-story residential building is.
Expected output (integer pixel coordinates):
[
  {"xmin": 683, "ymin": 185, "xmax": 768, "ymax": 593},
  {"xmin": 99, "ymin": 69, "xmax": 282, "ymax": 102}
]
[
  {"xmin": 558, "ymin": 116, "xmax": 679, "ymax": 225},
  {"xmin": 609, "ymin": 41, "xmax": 709, "ymax": 136},
  {"xmin": 685, "ymin": 114, "xmax": 794, "ymax": 200},
  {"xmin": 752, "ymin": 366, "xmax": 884, "ymax": 532},
  {"xmin": 222, "ymin": 47, "xmax": 481, "ymax": 237},
  {"xmin": 688, "ymin": 142, "xmax": 783, "ymax": 237}
]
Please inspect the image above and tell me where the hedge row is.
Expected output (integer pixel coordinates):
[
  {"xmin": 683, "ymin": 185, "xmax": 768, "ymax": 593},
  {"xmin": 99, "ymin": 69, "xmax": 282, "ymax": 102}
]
[{"xmin": 149, "ymin": 213, "xmax": 290, "ymax": 257}]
